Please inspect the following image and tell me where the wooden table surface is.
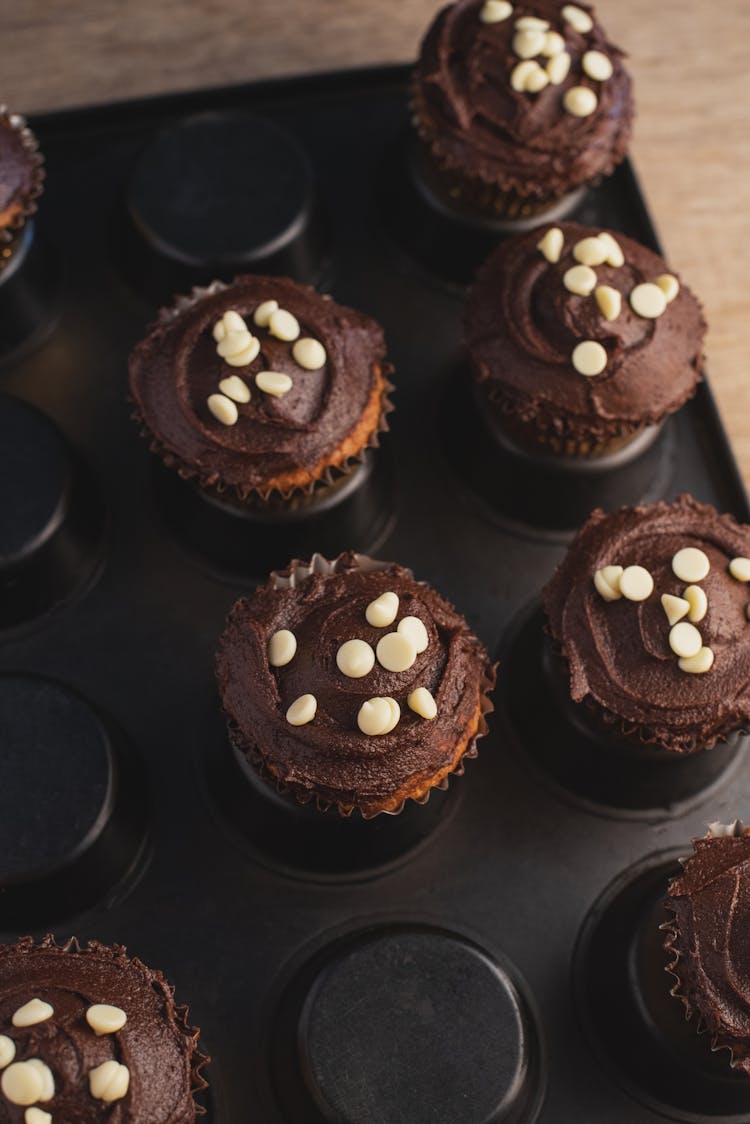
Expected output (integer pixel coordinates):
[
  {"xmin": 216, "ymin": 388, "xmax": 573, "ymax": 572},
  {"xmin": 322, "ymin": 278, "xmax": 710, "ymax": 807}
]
[{"xmin": 6, "ymin": 1, "xmax": 749, "ymax": 481}]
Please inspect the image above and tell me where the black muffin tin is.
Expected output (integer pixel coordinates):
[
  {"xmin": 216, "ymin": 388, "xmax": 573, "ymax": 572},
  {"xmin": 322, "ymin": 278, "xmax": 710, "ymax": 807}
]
[{"xmin": 1, "ymin": 65, "xmax": 749, "ymax": 1124}]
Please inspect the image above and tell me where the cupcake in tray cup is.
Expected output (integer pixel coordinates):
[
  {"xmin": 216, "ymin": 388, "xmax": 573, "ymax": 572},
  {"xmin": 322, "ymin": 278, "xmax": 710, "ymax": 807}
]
[
  {"xmin": 0, "ymin": 934, "xmax": 208, "ymax": 1121},
  {"xmin": 128, "ymin": 275, "xmax": 393, "ymax": 502},
  {"xmin": 0, "ymin": 108, "xmax": 44, "ymax": 264},
  {"xmin": 465, "ymin": 222, "xmax": 705, "ymax": 458},
  {"xmin": 216, "ymin": 552, "xmax": 496, "ymax": 818},
  {"xmin": 411, "ymin": 0, "xmax": 633, "ymax": 220},
  {"xmin": 663, "ymin": 820, "xmax": 750, "ymax": 1076},
  {"xmin": 543, "ymin": 495, "xmax": 750, "ymax": 752}
]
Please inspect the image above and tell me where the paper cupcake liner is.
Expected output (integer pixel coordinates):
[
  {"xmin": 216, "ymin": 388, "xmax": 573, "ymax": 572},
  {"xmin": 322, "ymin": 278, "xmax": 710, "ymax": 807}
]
[
  {"xmin": 0, "ymin": 107, "xmax": 45, "ymax": 255},
  {"xmin": 223, "ymin": 551, "xmax": 495, "ymax": 819},
  {"xmin": 131, "ymin": 280, "xmax": 395, "ymax": 505},
  {"xmin": 3, "ymin": 934, "xmax": 210, "ymax": 1112},
  {"xmin": 661, "ymin": 822, "xmax": 750, "ymax": 1074}
]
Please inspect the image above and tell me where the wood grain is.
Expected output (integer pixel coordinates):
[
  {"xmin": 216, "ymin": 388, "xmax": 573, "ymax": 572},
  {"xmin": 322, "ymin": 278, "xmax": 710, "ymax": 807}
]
[{"xmin": 5, "ymin": 0, "xmax": 749, "ymax": 480}]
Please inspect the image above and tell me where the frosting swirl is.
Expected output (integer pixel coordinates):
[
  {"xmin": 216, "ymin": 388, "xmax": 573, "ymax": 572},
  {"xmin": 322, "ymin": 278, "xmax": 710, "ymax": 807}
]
[
  {"xmin": 543, "ymin": 496, "xmax": 750, "ymax": 751},
  {"xmin": 129, "ymin": 276, "xmax": 388, "ymax": 498},
  {"xmin": 465, "ymin": 222, "xmax": 705, "ymax": 442},
  {"xmin": 413, "ymin": 0, "xmax": 633, "ymax": 196},
  {"xmin": 216, "ymin": 553, "xmax": 494, "ymax": 816}
]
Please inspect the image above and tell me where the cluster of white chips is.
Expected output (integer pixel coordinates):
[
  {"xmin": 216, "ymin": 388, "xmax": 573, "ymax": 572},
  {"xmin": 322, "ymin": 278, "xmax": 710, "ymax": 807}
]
[
  {"xmin": 536, "ymin": 228, "xmax": 680, "ymax": 378},
  {"xmin": 268, "ymin": 591, "xmax": 438, "ymax": 734},
  {"xmin": 478, "ymin": 3, "xmax": 611, "ymax": 116},
  {"xmin": 206, "ymin": 301, "xmax": 328, "ymax": 426},
  {"xmin": 594, "ymin": 548, "xmax": 750, "ymax": 675},
  {"xmin": 0, "ymin": 998, "xmax": 129, "ymax": 1118}
]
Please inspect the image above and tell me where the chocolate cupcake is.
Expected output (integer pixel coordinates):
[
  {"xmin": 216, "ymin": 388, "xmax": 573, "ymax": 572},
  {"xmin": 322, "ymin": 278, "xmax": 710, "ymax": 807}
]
[
  {"xmin": 465, "ymin": 222, "xmax": 704, "ymax": 456},
  {"xmin": 0, "ymin": 934, "xmax": 207, "ymax": 1121},
  {"xmin": 0, "ymin": 109, "xmax": 44, "ymax": 255},
  {"xmin": 216, "ymin": 552, "xmax": 495, "ymax": 817},
  {"xmin": 128, "ymin": 276, "xmax": 392, "ymax": 500},
  {"xmin": 543, "ymin": 495, "xmax": 750, "ymax": 752},
  {"xmin": 412, "ymin": 0, "xmax": 633, "ymax": 218},
  {"xmin": 663, "ymin": 820, "xmax": 750, "ymax": 1075}
]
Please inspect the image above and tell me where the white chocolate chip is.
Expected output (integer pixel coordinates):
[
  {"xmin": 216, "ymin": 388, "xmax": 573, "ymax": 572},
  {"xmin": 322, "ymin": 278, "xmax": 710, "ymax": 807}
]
[
  {"xmin": 0, "ymin": 1036, "xmax": 15, "ymax": 1069},
  {"xmin": 661, "ymin": 593, "xmax": 689, "ymax": 626},
  {"xmin": 572, "ymin": 340, "xmax": 607, "ymax": 377},
  {"xmin": 679, "ymin": 646, "xmax": 715, "ymax": 675},
  {"xmin": 207, "ymin": 393, "xmax": 239, "ymax": 426},
  {"xmin": 377, "ymin": 632, "xmax": 417, "ymax": 673},
  {"xmin": 593, "ymin": 565, "xmax": 623, "ymax": 601},
  {"xmin": 1, "ymin": 1062, "xmax": 43, "ymax": 1106},
  {"xmin": 86, "ymin": 1004, "xmax": 127, "ymax": 1036},
  {"xmin": 397, "ymin": 616, "xmax": 429, "ymax": 653},
  {"xmin": 619, "ymin": 565, "xmax": 654, "ymax": 602},
  {"xmin": 655, "ymin": 274, "xmax": 680, "ymax": 304},
  {"xmin": 541, "ymin": 30, "xmax": 565, "ymax": 56},
  {"xmin": 524, "ymin": 64, "xmax": 550, "ymax": 92},
  {"xmin": 268, "ymin": 629, "xmax": 297, "ymax": 667},
  {"xmin": 25, "ymin": 1109, "xmax": 52, "ymax": 1124},
  {"xmin": 26, "ymin": 1062, "xmax": 53, "ymax": 1103},
  {"xmin": 253, "ymin": 299, "xmax": 279, "ymax": 327},
  {"xmin": 407, "ymin": 687, "xmax": 437, "ymax": 720},
  {"xmin": 582, "ymin": 50, "xmax": 613, "ymax": 81},
  {"xmin": 217, "ymin": 330, "xmax": 253, "ymax": 359},
  {"xmin": 729, "ymin": 557, "xmax": 750, "ymax": 582},
  {"xmin": 365, "ymin": 591, "xmax": 399, "ymax": 628},
  {"xmin": 513, "ymin": 28, "xmax": 547, "ymax": 58},
  {"xmin": 562, "ymin": 4, "xmax": 593, "ymax": 33},
  {"xmin": 336, "ymin": 638, "xmax": 376, "ymax": 678},
  {"xmin": 292, "ymin": 338, "xmax": 327, "ymax": 370},
  {"xmin": 669, "ymin": 621, "xmax": 702, "ymax": 658},
  {"xmin": 12, "ymin": 1000, "xmax": 53, "ymax": 1028},
  {"xmin": 563, "ymin": 86, "xmax": 598, "ymax": 117},
  {"xmin": 212, "ymin": 320, "xmax": 226, "ymax": 342},
  {"xmin": 89, "ymin": 1060, "xmax": 130, "ymax": 1103},
  {"xmin": 218, "ymin": 375, "xmax": 251, "ymax": 403},
  {"xmin": 515, "ymin": 15, "xmax": 549, "ymax": 29},
  {"xmin": 573, "ymin": 236, "xmax": 608, "ymax": 266},
  {"xmin": 547, "ymin": 52, "xmax": 571, "ymax": 85},
  {"xmin": 256, "ymin": 371, "xmax": 293, "ymax": 397},
  {"xmin": 286, "ymin": 694, "xmax": 317, "ymax": 726},
  {"xmin": 537, "ymin": 227, "xmax": 564, "ymax": 263},
  {"xmin": 479, "ymin": 0, "xmax": 513, "ymax": 22},
  {"xmin": 564, "ymin": 265, "xmax": 597, "ymax": 296},
  {"xmin": 223, "ymin": 336, "xmax": 261, "ymax": 367},
  {"xmin": 630, "ymin": 282, "xmax": 667, "ymax": 319},
  {"xmin": 511, "ymin": 60, "xmax": 541, "ymax": 92},
  {"xmin": 684, "ymin": 585, "xmax": 708, "ymax": 623},
  {"xmin": 595, "ymin": 285, "xmax": 621, "ymax": 321},
  {"xmin": 673, "ymin": 547, "xmax": 710, "ymax": 583},
  {"xmin": 222, "ymin": 310, "xmax": 246, "ymax": 333},
  {"xmin": 268, "ymin": 308, "xmax": 300, "ymax": 342},
  {"xmin": 598, "ymin": 232, "xmax": 625, "ymax": 267},
  {"xmin": 357, "ymin": 697, "xmax": 400, "ymax": 736}
]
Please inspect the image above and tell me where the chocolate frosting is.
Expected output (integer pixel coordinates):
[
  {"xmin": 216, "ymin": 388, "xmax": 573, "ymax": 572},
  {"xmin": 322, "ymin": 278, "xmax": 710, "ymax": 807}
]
[
  {"xmin": 216, "ymin": 553, "xmax": 495, "ymax": 816},
  {"xmin": 465, "ymin": 222, "xmax": 704, "ymax": 443},
  {"xmin": 664, "ymin": 826, "xmax": 750, "ymax": 1074},
  {"xmin": 0, "ymin": 114, "xmax": 41, "ymax": 233},
  {"xmin": 413, "ymin": 0, "xmax": 633, "ymax": 197},
  {"xmin": 0, "ymin": 936, "xmax": 206, "ymax": 1122},
  {"xmin": 543, "ymin": 496, "xmax": 750, "ymax": 752},
  {"xmin": 129, "ymin": 276, "xmax": 388, "ymax": 498}
]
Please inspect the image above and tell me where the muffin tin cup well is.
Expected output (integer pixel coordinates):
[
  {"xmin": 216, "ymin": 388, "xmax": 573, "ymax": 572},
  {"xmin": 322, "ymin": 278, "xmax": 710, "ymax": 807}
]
[
  {"xmin": 0, "ymin": 222, "xmax": 60, "ymax": 361},
  {"xmin": 573, "ymin": 851, "xmax": 750, "ymax": 1123},
  {"xmin": 499, "ymin": 603, "xmax": 746, "ymax": 818},
  {"xmin": 268, "ymin": 923, "xmax": 546, "ymax": 1124}
]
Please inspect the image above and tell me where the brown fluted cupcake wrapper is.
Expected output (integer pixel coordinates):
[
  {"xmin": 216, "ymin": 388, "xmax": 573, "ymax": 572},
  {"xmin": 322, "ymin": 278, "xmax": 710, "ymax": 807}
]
[
  {"xmin": 131, "ymin": 280, "xmax": 395, "ymax": 505},
  {"xmin": 0, "ymin": 107, "xmax": 44, "ymax": 254},
  {"xmin": 224, "ymin": 552, "xmax": 495, "ymax": 820}
]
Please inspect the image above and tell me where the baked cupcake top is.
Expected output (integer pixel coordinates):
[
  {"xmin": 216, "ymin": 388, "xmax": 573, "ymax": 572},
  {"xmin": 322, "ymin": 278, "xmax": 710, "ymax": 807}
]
[
  {"xmin": 543, "ymin": 496, "xmax": 750, "ymax": 751},
  {"xmin": 664, "ymin": 821, "xmax": 750, "ymax": 1075},
  {"xmin": 129, "ymin": 276, "xmax": 389, "ymax": 499},
  {"xmin": 465, "ymin": 222, "xmax": 704, "ymax": 443},
  {"xmin": 0, "ymin": 935, "xmax": 206, "ymax": 1122},
  {"xmin": 413, "ymin": 0, "xmax": 633, "ymax": 197},
  {"xmin": 0, "ymin": 111, "xmax": 43, "ymax": 239},
  {"xmin": 216, "ymin": 552, "xmax": 495, "ymax": 816}
]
